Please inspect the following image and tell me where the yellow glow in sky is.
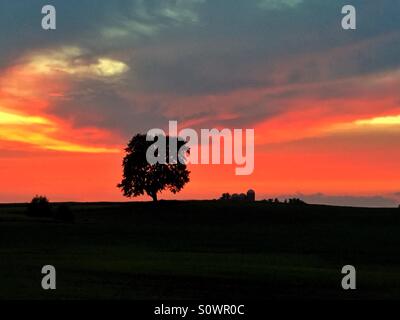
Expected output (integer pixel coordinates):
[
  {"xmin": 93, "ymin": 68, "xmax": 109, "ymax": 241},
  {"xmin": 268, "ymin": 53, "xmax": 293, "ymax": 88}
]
[
  {"xmin": 0, "ymin": 110, "xmax": 118, "ymax": 153},
  {"xmin": 354, "ymin": 115, "xmax": 400, "ymax": 126},
  {"xmin": 28, "ymin": 46, "xmax": 129, "ymax": 78},
  {"xmin": 91, "ymin": 58, "xmax": 129, "ymax": 77},
  {"xmin": 0, "ymin": 127, "xmax": 119, "ymax": 154},
  {"xmin": 0, "ymin": 110, "xmax": 51, "ymax": 125}
]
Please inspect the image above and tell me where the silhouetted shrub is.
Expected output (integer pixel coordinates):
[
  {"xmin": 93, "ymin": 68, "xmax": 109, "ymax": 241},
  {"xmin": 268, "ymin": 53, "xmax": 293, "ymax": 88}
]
[
  {"xmin": 220, "ymin": 193, "xmax": 231, "ymax": 201},
  {"xmin": 54, "ymin": 205, "xmax": 75, "ymax": 223},
  {"xmin": 27, "ymin": 195, "xmax": 52, "ymax": 217},
  {"xmin": 288, "ymin": 198, "xmax": 307, "ymax": 206}
]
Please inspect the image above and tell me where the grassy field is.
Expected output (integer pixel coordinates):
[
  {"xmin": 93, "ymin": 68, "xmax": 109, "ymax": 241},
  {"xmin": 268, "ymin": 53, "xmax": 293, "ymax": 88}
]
[{"xmin": 1, "ymin": 200, "xmax": 400, "ymax": 300}]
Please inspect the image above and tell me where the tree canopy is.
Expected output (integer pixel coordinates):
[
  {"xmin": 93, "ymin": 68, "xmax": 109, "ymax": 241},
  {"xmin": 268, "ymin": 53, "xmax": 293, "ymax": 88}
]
[{"xmin": 118, "ymin": 134, "xmax": 190, "ymax": 201}]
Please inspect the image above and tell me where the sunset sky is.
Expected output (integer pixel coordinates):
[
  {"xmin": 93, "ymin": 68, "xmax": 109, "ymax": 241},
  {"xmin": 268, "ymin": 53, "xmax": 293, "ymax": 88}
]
[{"xmin": 1, "ymin": 0, "xmax": 400, "ymax": 206}]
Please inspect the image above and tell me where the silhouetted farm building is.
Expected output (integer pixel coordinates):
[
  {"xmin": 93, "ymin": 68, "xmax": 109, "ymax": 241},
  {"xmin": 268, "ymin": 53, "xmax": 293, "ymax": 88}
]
[{"xmin": 220, "ymin": 189, "xmax": 256, "ymax": 202}]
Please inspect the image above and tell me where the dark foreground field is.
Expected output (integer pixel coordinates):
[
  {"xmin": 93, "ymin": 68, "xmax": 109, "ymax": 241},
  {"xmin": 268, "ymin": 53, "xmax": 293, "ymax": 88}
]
[{"xmin": 1, "ymin": 201, "xmax": 400, "ymax": 300}]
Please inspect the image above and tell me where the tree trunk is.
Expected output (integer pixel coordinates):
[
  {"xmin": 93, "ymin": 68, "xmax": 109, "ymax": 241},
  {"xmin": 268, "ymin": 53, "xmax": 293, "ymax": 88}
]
[{"xmin": 150, "ymin": 192, "xmax": 158, "ymax": 202}]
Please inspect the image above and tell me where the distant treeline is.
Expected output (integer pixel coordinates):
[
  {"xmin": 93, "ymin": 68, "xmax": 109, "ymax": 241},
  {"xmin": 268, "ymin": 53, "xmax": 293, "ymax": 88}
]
[{"xmin": 261, "ymin": 198, "xmax": 307, "ymax": 205}]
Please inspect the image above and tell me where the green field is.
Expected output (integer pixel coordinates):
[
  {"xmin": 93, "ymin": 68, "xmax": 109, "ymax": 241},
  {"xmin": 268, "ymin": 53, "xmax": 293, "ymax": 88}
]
[{"xmin": 1, "ymin": 201, "xmax": 400, "ymax": 300}]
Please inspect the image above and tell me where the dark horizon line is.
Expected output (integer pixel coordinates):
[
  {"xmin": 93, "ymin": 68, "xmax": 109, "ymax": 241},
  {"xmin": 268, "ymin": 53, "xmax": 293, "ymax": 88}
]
[{"xmin": 0, "ymin": 199, "xmax": 398, "ymax": 210}]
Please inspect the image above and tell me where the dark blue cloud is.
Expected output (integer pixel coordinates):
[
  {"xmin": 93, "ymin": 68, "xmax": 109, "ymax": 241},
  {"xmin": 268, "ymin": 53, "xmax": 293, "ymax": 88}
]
[{"xmin": 280, "ymin": 193, "xmax": 398, "ymax": 208}]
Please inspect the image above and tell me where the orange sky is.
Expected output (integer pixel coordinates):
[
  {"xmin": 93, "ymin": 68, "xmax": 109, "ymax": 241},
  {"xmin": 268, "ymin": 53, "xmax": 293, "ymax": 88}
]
[{"xmin": 1, "ymin": 45, "xmax": 400, "ymax": 204}]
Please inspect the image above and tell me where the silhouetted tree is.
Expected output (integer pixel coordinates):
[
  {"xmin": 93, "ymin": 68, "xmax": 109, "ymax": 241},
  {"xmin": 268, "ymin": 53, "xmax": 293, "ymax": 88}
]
[
  {"xmin": 288, "ymin": 198, "xmax": 307, "ymax": 205},
  {"xmin": 118, "ymin": 134, "xmax": 190, "ymax": 202},
  {"xmin": 27, "ymin": 195, "xmax": 51, "ymax": 217},
  {"xmin": 220, "ymin": 193, "xmax": 231, "ymax": 201}
]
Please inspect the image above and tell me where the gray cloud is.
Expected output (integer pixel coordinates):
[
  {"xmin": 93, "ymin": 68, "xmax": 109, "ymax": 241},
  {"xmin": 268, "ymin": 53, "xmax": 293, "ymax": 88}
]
[{"xmin": 2, "ymin": 0, "xmax": 400, "ymax": 133}]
